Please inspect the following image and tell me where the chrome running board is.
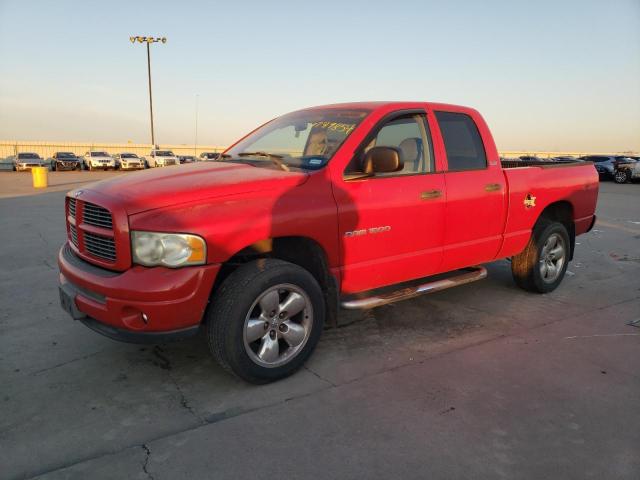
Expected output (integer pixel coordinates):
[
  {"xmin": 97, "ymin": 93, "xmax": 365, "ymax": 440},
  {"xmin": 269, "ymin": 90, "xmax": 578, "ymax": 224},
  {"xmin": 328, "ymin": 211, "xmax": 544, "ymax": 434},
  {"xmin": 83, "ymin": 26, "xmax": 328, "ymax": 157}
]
[{"xmin": 340, "ymin": 266, "xmax": 487, "ymax": 310}]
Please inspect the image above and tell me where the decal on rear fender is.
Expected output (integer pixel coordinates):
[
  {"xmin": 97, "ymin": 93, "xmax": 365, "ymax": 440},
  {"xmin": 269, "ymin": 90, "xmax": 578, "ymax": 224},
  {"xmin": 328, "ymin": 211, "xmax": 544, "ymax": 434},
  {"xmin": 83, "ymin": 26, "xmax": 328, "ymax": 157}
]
[{"xmin": 524, "ymin": 193, "xmax": 536, "ymax": 208}]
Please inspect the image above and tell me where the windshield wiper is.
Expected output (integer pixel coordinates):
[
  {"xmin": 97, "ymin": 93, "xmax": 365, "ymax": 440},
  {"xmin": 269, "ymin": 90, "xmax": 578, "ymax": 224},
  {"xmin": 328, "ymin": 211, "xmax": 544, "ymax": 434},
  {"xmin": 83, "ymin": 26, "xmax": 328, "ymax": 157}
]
[{"xmin": 237, "ymin": 151, "xmax": 290, "ymax": 172}]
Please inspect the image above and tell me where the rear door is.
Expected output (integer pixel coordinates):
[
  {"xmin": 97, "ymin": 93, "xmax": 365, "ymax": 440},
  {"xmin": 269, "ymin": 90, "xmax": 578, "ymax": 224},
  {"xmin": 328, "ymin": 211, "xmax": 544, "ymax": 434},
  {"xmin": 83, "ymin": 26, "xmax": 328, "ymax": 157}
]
[
  {"xmin": 435, "ymin": 111, "xmax": 507, "ymax": 271},
  {"xmin": 334, "ymin": 110, "xmax": 446, "ymax": 293}
]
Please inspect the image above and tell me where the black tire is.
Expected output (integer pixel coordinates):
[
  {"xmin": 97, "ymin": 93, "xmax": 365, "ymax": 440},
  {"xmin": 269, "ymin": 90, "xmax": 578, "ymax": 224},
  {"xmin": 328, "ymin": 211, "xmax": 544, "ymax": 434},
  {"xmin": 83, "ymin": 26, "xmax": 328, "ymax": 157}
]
[
  {"xmin": 511, "ymin": 220, "xmax": 570, "ymax": 294},
  {"xmin": 614, "ymin": 169, "xmax": 629, "ymax": 184},
  {"xmin": 206, "ymin": 259, "xmax": 325, "ymax": 384}
]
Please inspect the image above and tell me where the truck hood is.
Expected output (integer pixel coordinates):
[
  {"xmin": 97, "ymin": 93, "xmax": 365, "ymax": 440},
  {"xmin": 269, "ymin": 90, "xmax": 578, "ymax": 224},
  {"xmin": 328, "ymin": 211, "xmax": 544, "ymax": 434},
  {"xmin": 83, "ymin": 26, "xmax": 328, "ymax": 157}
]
[{"xmin": 77, "ymin": 161, "xmax": 309, "ymax": 214}]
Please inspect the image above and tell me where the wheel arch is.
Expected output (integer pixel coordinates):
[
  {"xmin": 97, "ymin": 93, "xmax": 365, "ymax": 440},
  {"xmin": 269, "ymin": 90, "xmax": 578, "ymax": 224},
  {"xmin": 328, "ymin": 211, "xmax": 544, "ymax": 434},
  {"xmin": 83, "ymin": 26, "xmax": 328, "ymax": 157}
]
[
  {"xmin": 536, "ymin": 200, "xmax": 576, "ymax": 260},
  {"xmin": 213, "ymin": 236, "xmax": 339, "ymax": 327}
]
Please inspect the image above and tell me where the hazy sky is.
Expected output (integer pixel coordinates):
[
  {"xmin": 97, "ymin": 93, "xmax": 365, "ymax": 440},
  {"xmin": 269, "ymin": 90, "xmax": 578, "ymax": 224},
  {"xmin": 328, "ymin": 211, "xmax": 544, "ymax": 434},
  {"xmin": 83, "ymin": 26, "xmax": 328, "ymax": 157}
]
[{"xmin": 0, "ymin": 0, "xmax": 638, "ymax": 152}]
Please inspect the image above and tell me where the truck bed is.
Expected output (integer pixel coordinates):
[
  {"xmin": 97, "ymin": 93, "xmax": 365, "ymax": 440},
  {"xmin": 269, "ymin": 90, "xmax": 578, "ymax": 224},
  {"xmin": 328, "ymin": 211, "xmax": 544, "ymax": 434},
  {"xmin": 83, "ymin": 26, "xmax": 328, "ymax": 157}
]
[{"xmin": 497, "ymin": 160, "xmax": 599, "ymax": 259}]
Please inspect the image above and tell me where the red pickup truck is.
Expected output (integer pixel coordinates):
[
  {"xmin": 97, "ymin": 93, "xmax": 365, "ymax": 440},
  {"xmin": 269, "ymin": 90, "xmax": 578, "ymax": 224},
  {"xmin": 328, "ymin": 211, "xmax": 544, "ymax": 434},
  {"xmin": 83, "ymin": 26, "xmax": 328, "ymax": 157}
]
[{"xmin": 58, "ymin": 102, "xmax": 598, "ymax": 383}]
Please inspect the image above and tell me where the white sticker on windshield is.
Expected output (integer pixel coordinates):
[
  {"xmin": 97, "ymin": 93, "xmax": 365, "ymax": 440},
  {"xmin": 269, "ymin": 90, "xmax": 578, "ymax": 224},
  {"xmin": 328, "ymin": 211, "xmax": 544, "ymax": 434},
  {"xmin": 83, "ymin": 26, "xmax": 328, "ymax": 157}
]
[{"xmin": 309, "ymin": 159, "xmax": 322, "ymax": 165}]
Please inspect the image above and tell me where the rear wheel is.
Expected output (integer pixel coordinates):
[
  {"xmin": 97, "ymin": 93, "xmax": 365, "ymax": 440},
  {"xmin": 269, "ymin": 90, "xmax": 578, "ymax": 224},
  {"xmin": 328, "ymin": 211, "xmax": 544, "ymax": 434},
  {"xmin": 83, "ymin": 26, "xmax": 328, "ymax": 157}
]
[
  {"xmin": 206, "ymin": 259, "xmax": 325, "ymax": 384},
  {"xmin": 512, "ymin": 220, "xmax": 570, "ymax": 293},
  {"xmin": 614, "ymin": 169, "xmax": 629, "ymax": 184}
]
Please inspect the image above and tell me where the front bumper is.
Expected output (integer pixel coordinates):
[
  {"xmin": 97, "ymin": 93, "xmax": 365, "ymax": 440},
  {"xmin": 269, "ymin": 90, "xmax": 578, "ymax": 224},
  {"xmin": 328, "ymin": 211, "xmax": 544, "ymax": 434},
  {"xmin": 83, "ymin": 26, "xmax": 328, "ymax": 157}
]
[
  {"xmin": 120, "ymin": 163, "xmax": 144, "ymax": 170},
  {"xmin": 16, "ymin": 164, "xmax": 41, "ymax": 171},
  {"xmin": 56, "ymin": 162, "xmax": 80, "ymax": 171},
  {"xmin": 58, "ymin": 243, "xmax": 220, "ymax": 343}
]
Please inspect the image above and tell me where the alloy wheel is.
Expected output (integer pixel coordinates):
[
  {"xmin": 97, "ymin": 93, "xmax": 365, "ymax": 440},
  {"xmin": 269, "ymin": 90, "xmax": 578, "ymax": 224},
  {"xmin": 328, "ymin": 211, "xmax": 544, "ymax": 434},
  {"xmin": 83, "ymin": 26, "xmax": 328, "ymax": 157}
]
[{"xmin": 243, "ymin": 284, "xmax": 313, "ymax": 368}]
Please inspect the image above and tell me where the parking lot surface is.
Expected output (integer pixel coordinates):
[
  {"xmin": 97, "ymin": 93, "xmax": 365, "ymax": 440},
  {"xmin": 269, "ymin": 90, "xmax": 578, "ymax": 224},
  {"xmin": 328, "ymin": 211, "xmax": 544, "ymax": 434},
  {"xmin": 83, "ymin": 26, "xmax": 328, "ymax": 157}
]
[{"xmin": 1, "ymin": 171, "xmax": 639, "ymax": 479}]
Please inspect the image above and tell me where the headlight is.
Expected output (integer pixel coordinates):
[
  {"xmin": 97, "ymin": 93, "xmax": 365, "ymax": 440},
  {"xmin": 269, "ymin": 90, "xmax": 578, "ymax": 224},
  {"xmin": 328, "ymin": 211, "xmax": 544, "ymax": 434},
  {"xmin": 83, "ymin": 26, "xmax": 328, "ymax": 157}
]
[{"xmin": 131, "ymin": 231, "xmax": 206, "ymax": 267}]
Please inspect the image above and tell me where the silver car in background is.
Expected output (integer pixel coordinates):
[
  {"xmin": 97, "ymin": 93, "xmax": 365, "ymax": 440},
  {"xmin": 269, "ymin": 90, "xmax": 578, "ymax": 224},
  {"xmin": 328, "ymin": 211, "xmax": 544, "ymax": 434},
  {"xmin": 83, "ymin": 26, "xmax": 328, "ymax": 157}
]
[{"xmin": 9, "ymin": 152, "xmax": 45, "ymax": 171}]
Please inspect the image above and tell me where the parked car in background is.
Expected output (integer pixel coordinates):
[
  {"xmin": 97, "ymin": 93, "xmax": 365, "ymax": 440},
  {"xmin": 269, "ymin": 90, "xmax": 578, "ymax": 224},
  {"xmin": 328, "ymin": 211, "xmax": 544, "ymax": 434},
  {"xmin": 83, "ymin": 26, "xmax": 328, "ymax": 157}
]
[
  {"xmin": 113, "ymin": 153, "xmax": 145, "ymax": 170},
  {"xmin": 552, "ymin": 156, "xmax": 577, "ymax": 162},
  {"xmin": 9, "ymin": 152, "xmax": 45, "ymax": 171},
  {"xmin": 579, "ymin": 155, "xmax": 619, "ymax": 179},
  {"xmin": 199, "ymin": 152, "xmax": 220, "ymax": 161},
  {"xmin": 613, "ymin": 155, "xmax": 636, "ymax": 167},
  {"xmin": 614, "ymin": 159, "xmax": 639, "ymax": 184},
  {"xmin": 519, "ymin": 155, "xmax": 545, "ymax": 162},
  {"xmin": 47, "ymin": 152, "xmax": 82, "ymax": 171},
  {"xmin": 146, "ymin": 150, "xmax": 178, "ymax": 167},
  {"xmin": 83, "ymin": 151, "xmax": 116, "ymax": 171},
  {"xmin": 178, "ymin": 155, "xmax": 197, "ymax": 164}
]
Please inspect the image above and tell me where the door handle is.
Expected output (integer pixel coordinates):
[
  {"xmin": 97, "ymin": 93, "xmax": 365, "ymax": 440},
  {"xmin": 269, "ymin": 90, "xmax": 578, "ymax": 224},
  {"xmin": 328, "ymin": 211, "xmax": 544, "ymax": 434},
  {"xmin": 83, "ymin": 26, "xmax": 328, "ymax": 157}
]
[
  {"xmin": 484, "ymin": 183, "xmax": 502, "ymax": 192},
  {"xmin": 420, "ymin": 190, "xmax": 442, "ymax": 200}
]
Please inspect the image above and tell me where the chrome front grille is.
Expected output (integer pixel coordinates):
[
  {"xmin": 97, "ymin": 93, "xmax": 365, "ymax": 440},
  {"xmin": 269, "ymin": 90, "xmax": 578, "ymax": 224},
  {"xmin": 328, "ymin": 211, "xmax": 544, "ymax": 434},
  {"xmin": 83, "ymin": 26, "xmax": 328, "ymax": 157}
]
[
  {"xmin": 69, "ymin": 224, "xmax": 78, "ymax": 247},
  {"xmin": 84, "ymin": 232, "xmax": 116, "ymax": 262},
  {"xmin": 83, "ymin": 202, "xmax": 113, "ymax": 229},
  {"xmin": 66, "ymin": 197, "xmax": 119, "ymax": 266},
  {"xmin": 68, "ymin": 197, "xmax": 76, "ymax": 217}
]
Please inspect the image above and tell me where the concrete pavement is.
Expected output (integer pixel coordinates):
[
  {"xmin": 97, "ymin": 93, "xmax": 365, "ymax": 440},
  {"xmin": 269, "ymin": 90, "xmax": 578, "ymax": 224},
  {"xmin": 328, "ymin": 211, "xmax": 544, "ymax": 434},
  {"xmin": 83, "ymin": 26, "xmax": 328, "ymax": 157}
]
[{"xmin": 0, "ymin": 172, "xmax": 638, "ymax": 479}]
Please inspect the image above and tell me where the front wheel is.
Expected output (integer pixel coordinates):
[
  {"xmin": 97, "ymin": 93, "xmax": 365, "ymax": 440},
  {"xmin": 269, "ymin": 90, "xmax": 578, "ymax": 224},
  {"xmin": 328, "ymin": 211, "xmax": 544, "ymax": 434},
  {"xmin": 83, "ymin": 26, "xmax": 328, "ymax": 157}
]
[
  {"xmin": 614, "ymin": 169, "xmax": 629, "ymax": 184},
  {"xmin": 206, "ymin": 259, "xmax": 325, "ymax": 384},
  {"xmin": 511, "ymin": 220, "xmax": 570, "ymax": 293}
]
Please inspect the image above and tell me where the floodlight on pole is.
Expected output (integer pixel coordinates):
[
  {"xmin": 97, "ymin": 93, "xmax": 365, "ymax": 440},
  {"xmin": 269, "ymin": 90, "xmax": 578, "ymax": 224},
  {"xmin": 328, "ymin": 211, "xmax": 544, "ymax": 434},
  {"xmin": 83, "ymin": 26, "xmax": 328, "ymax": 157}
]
[{"xmin": 130, "ymin": 36, "xmax": 167, "ymax": 146}]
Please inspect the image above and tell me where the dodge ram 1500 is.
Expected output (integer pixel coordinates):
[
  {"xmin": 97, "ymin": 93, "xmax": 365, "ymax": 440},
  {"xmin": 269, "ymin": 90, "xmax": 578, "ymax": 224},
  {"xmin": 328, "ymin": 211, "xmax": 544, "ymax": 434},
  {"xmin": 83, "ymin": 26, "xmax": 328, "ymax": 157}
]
[{"xmin": 58, "ymin": 102, "xmax": 598, "ymax": 383}]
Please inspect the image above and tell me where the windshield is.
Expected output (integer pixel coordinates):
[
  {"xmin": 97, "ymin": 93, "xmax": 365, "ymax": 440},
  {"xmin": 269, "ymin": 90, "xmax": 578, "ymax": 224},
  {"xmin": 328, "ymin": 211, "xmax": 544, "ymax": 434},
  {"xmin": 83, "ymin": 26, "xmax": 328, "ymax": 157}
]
[
  {"xmin": 224, "ymin": 108, "xmax": 370, "ymax": 170},
  {"xmin": 154, "ymin": 151, "xmax": 174, "ymax": 156},
  {"xmin": 91, "ymin": 152, "xmax": 109, "ymax": 157},
  {"xmin": 18, "ymin": 153, "xmax": 40, "ymax": 159},
  {"xmin": 56, "ymin": 152, "xmax": 76, "ymax": 158},
  {"xmin": 121, "ymin": 153, "xmax": 138, "ymax": 158}
]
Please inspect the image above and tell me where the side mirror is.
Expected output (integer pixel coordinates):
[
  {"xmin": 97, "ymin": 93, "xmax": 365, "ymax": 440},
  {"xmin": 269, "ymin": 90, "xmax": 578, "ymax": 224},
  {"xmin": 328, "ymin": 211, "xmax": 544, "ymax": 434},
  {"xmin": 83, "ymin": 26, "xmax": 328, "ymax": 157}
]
[{"xmin": 362, "ymin": 146, "xmax": 403, "ymax": 174}]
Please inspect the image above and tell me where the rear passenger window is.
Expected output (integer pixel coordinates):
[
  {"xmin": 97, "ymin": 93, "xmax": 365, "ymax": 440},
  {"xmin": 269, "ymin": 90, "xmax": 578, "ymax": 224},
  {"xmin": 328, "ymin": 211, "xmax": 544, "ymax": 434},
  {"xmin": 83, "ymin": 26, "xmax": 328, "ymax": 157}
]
[{"xmin": 436, "ymin": 112, "xmax": 487, "ymax": 171}]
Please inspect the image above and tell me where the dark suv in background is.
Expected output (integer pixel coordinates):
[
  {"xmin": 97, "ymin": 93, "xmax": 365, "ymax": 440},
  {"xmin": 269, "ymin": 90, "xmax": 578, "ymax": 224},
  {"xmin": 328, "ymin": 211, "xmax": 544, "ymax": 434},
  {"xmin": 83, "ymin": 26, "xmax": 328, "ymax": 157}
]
[
  {"xmin": 580, "ymin": 155, "xmax": 621, "ymax": 179},
  {"xmin": 47, "ymin": 152, "xmax": 82, "ymax": 171}
]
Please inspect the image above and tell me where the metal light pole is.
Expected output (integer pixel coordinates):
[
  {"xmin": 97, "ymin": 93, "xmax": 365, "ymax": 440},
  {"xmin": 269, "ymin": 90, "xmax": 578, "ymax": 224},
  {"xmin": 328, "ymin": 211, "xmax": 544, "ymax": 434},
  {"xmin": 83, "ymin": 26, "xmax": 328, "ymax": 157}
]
[
  {"xmin": 130, "ymin": 36, "xmax": 166, "ymax": 147},
  {"xmin": 194, "ymin": 94, "xmax": 199, "ymax": 157}
]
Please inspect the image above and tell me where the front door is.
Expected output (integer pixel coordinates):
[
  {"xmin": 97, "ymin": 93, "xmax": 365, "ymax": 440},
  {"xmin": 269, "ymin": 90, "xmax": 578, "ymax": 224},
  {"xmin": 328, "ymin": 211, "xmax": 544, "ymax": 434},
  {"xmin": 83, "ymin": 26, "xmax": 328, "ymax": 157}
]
[{"xmin": 334, "ymin": 112, "xmax": 446, "ymax": 293}]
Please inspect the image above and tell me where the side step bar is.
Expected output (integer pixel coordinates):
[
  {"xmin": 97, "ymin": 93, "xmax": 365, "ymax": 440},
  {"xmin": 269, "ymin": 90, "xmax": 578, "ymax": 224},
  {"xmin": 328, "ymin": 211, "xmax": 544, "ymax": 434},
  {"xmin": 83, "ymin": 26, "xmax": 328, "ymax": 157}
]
[{"xmin": 340, "ymin": 266, "xmax": 487, "ymax": 310}]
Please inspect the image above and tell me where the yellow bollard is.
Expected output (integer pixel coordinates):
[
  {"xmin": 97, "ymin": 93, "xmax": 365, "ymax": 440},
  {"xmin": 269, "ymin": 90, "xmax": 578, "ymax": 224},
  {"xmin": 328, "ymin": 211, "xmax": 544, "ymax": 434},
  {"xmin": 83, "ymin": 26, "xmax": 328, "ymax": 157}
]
[{"xmin": 32, "ymin": 166, "xmax": 48, "ymax": 189}]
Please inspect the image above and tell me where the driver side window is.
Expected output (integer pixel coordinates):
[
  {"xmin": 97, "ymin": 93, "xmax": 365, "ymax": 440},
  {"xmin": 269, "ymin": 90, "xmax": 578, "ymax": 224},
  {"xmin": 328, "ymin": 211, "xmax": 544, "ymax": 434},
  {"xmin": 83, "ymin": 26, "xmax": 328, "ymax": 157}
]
[{"xmin": 346, "ymin": 114, "xmax": 434, "ymax": 177}]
